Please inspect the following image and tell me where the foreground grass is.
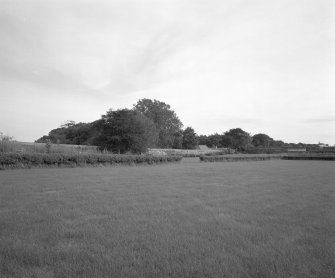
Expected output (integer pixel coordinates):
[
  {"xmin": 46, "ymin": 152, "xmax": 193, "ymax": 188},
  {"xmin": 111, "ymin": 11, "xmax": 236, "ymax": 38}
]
[{"xmin": 0, "ymin": 159, "xmax": 334, "ymax": 277}]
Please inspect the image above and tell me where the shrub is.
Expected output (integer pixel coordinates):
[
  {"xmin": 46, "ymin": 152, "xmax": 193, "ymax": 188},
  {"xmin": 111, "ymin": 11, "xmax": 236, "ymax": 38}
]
[
  {"xmin": 0, "ymin": 153, "xmax": 19, "ymax": 166},
  {"xmin": 0, "ymin": 152, "xmax": 182, "ymax": 169},
  {"xmin": 200, "ymin": 154, "xmax": 283, "ymax": 162}
]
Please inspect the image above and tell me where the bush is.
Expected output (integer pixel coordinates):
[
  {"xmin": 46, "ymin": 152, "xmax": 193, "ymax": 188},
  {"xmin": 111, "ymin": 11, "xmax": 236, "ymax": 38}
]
[
  {"xmin": 0, "ymin": 152, "xmax": 182, "ymax": 169},
  {"xmin": 0, "ymin": 153, "xmax": 20, "ymax": 166},
  {"xmin": 200, "ymin": 154, "xmax": 283, "ymax": 162}
]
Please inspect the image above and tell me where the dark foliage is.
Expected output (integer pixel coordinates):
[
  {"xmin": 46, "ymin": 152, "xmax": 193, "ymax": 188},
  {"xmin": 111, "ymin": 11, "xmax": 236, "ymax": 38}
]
[
  {"xmin": 35, "ymin": 121, "xmax": 99, "ymax": 145},
  {"xmin": 0, "ymin": 152, "xmax": 182, "ymax": 169},
  {"xmin": 134, "ymin": 99, "xmax": 183, "ymax": 148},
  {"xmin": 34, "ymin": 99, "xmax": 330, "ymax": 155},
  {"xmin": 200, "ymin": 155, "xmax": 282, "ymax": 162},
  {"xmin": 182, "ymin": 127, "xmax": 199, "ymax": 149},
  {"xmin": 207, "ymin": 133, "xmax": 223, "ymax": 148},
  {"xmin": 252, "ymin": 133, "xmax": 274, "ymax": 147},
  {"xmin": 222, "ymin": 128, "xmax": 252, "ymax": 151},
  {"xmin": 172, "ymin": 130, "xmax": 183, "ymax": 149},
  {"xmin": 94, "ymin": 109, "xmax": 158, "ymax": 154}
]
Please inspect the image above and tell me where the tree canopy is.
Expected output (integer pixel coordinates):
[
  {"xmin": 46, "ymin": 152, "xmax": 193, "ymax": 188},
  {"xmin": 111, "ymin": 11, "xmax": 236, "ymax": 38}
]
[
  {"xmin": 222, "ymin": 128, "xmax": 252, "ymax": 151},
  {"xmin": 182, "ymin": 127, "xmax": 198, "ymax": 149},
  {"xmin": 35, "ymin": 98, "xmax": 314, "ymax": 154},
  {"xmin": 133, "ymin": 99, "xmax": 183, "ymax": 148},
  {"xmin": 94, "ymin": 109, "xmax": 157, "ymax": 154},
  {"xmin": 252, "ymin": 133, "xmax": 274, "ymax": 147},
  {"xmin": 36, "ymin": 122, "xmax": 97, "ymax": 145}
]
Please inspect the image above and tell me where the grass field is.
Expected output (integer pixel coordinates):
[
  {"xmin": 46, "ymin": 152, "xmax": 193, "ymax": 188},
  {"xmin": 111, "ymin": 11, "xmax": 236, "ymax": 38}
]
[{"xmin": 1, "ymin": 159, "xmax": 334, "ymax": 277}]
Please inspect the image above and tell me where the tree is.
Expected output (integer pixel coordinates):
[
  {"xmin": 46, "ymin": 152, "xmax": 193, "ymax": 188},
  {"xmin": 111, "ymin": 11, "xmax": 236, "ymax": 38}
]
[
  {"xmin": 94, "ymin": 109, "xmax": 158, "ymax": 153},
  {"xmin": 223, "ymin": 128, "xmax": 251, "ymax": 151},
  {"xmin": 252, "ymin": 133, "xmax": 273, "ymax": 147},
  {"xmin": 207, "ymin": 133, "xmax": 222, "ymax": 148},
  {"xmin": 182, "ymin": 127, "xmax": 198, "ymax": 149},
  {"xmin": 198, "ymin": 135, "xmax": 209, "ymax": 146},
  {"xmin": 172, "ymin": 130, "xmax": 183, "ymax": 149},
  {"xmin": 133, "ymin": 99, "xmax": 183, "ymax": 148},
  {"xmin": 61, "ymin": 120, "xmax": 76, "ymax": 128},
  {"xmin": 35, "ymin": 122, "xmax": 98, "ymax": 145},
  {"xmin": 221, "ymin": 134, "xmax": 233, "ymax": 148},
  {"xmin": 273, "ymin": 140, "xmax": 285, "ymax": 147}
]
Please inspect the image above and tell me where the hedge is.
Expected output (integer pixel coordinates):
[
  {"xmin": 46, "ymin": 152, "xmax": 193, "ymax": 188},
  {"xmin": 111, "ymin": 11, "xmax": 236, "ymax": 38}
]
[
  {"xmin": 199, "ymin": 154, "xmax": 283, "ymax": 162},
  {"xmin": 199, "ymin": 153, "xmax": 335, "ymax": 162},
  {"xmin": 282, "ymin": 155, "xmax": 335, "ymax": 161},
  {"xmin": 0, "ymin": 152, "xmax": 182, "ymax": 170}
]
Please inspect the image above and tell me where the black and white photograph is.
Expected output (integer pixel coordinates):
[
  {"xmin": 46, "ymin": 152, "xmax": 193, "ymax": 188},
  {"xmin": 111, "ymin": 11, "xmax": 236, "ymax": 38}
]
[{"xmin": 0, "ymin": 0, "xmax": 334, "ymax": 277}]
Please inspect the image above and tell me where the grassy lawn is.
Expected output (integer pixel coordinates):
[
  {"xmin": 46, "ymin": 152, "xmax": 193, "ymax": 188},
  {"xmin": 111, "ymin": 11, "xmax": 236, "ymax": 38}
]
[{"xmin": 0, "ymin": 159, "xmax": 334, "ymax": 277}]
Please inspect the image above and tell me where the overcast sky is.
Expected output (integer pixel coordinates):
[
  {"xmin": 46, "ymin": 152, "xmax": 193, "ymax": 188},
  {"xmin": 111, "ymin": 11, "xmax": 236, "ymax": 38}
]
[{"xmin": 1, "ymin": 0, "xmax": 334, "ymax": 144}]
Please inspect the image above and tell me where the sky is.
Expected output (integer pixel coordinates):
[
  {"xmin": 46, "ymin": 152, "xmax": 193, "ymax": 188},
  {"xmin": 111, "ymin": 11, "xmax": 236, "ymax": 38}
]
[{"xmin": 0, "ymin": 0, "xmax": 334, "ymax": 144}]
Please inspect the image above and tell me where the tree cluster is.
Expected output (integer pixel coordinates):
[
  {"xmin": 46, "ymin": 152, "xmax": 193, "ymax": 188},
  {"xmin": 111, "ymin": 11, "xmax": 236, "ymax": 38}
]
[
  {"xmin": 36, "ymin": 121, "xmax": 99, "ymax": 146},
  {"xmin": 198, "ymin": 128, "xmax": 251, "ymax": 151},
  {"xmin": 36, "ymin": 99, "xmax": 195, "ymax": 153},
  {"xmin": 36, "ymin": 98, "xmax": 313, "ymax": 154},
  {"xmin": 93, "ymin": 109, "xmax": 157, "ymax": 154},
  {"xmin": 198, "ymin": 130, "xmax": 308, "ymax": 152}
]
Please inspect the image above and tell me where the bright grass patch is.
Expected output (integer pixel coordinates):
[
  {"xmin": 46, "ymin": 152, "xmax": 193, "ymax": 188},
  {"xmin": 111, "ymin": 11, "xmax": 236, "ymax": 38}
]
[{"xmin": 0, "ymin": 159, "xmax": 334, "ymax": 277}]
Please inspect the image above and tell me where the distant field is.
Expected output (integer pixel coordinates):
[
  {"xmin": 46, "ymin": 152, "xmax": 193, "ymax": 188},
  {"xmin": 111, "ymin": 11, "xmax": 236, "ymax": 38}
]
[{"xmin": 0, "ymin": 159, "xmax": 334, "ymax": 277}]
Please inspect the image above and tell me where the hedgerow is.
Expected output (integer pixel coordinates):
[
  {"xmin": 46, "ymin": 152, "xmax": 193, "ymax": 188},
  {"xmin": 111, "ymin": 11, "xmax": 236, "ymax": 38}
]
[
  {"xmin": 199, "ymin": 154, "xmax": 283, "ymax": 162},
  {"xmin": 0, "ymin": 152, "xmax": 182, "ymax": 170},
  {"xmin": 282, "ymin": 155, "xmax": 335, "ymax": 161}
]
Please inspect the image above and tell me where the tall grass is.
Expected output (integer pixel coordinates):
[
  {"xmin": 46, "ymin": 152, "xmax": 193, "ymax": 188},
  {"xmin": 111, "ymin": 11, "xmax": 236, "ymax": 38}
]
[{"xmin": 0, "ymin": 135, "xmax": 18, "ymax": 153}]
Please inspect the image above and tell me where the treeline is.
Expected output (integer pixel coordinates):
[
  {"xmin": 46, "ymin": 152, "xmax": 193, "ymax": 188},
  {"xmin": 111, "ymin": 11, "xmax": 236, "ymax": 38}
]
[
  {"xmin": 35, "ymin": 98, "xmax": 315, "ymax": 153},
  {"xmin": 198, "ymin": 130, "xmax": 310, "ymax": 153},
  {"xmin": 36, "ymin": 99, "xmax": 198, "ymax": 153}
]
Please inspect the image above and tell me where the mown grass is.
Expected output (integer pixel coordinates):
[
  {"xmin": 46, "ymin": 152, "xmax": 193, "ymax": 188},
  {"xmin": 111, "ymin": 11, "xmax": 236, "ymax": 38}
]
[{"xmin": 0, "ymin": 159, "xmax": 334, "ymax": 277}]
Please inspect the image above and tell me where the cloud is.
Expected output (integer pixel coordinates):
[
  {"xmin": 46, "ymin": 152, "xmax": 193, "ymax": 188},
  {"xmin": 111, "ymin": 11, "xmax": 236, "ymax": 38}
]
[
  {"xmin": 303, "ymin": 116, "xmax": 335, "ymax": 123},
  {"xmin": 0, "ymin": 0, "xmax": 334, "ymax": 144}
]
